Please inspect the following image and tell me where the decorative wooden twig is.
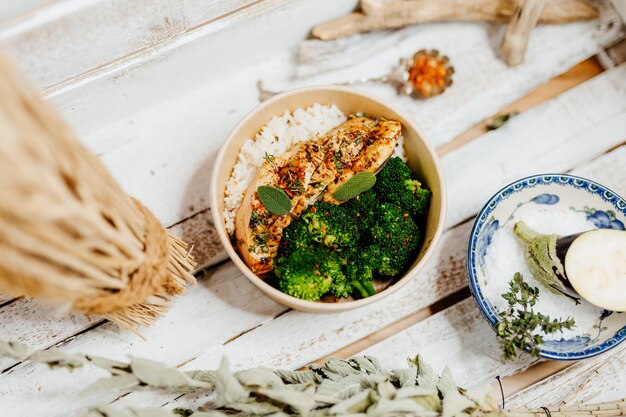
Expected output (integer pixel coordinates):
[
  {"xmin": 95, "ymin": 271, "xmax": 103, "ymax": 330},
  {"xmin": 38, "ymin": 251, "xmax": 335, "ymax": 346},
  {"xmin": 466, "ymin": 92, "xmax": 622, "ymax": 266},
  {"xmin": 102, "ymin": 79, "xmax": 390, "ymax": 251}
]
[
  {"xmin": 312, "ymin": 0, "xmax": 598, "ymax": 40},
  {"xmin": 501, "ymin": 0, "xmax": 547, "ymax": 66}
]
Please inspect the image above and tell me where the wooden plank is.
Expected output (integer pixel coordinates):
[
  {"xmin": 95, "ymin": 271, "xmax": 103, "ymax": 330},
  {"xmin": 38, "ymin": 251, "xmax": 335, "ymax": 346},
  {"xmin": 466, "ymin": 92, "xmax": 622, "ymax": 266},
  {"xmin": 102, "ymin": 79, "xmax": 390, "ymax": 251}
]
[
  {"xmin": 0, "ymin": 1, "xmax": 54, "ymax": 24},
  {"xmin": 506, "ymin": 343, "xmax": 626, "ymax": 407},
  {"xmin": 444, "ymin": 63, "xmax": 626, "ymax": 228},
  {"xmin": 0, "ymin": 0, "xmax": 259, "ymax": 89},
  {"xmin": 438, "ymin": 57, "xmax": 604, "ymax": 155}
]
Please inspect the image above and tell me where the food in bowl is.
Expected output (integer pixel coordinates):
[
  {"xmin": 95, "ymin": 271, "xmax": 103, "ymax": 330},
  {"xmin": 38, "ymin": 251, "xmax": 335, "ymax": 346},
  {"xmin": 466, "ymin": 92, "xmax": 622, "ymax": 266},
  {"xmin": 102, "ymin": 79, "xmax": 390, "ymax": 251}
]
[
  {"xmin": 512, "ymin": 221, "xmax": 626, "ymax": 311},
  {"xmin": 223, "ymin": 104, "xmax": 432, "ymax": 302},
  {"xmin": 468, "ymin": 174, "xmax": 626, "ymax": 360}
]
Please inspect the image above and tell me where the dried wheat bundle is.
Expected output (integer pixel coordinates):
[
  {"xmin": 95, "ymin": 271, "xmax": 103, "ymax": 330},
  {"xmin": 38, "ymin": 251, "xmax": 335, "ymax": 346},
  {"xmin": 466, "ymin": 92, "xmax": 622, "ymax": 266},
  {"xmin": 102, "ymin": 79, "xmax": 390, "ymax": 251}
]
[{"xmin": 0, "ymin": 52, "xmax": 196, "ymax": 330}]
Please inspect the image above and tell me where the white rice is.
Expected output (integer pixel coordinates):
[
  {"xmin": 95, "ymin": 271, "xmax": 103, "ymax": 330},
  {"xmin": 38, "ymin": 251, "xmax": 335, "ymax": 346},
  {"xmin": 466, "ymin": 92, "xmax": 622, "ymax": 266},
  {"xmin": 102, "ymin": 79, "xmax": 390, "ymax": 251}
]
[
  {"xmin": 223, "ymin": 104, "xmax": 347, "ymax": 234},
  {"xmin": 483, "ymin": 209, "xmax": 601, "ymax": 340}
]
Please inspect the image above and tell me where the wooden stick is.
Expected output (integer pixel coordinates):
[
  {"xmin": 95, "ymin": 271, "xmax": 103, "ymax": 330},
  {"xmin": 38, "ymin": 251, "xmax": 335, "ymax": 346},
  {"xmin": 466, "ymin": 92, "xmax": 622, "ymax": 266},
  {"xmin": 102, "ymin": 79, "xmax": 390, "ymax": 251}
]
[
  {"xmin": 501, "ymin": 0, "xmax": 547, "ymax": 66},
  {"xmin": 312, "ymin": 0, "xmax": 598, "ymax": 40}
]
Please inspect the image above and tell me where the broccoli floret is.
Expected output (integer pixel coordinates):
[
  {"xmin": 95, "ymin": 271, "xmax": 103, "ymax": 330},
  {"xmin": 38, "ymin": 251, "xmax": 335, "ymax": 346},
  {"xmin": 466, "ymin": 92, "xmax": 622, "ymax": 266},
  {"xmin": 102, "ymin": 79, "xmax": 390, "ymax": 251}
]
[
  {"xmin": 344, "ymin": 247, "xmax": 378, "ymax": 298},
  {"xmin": 275, "ymin": 246, "xmax": 346, "ymax": 301},
  {"xmin": 280, "ymin": 217, "xmax": 313, "ymax": 257},
  {"xmin": 369, "ymin": 203, "xmax": 421, "ymax": 276},
  {"xmin": 344, "ymin": 189, "xmax": 377, "ymax": 225},
  {"xmin": 301, "ymin": 202, "xmax": 360, "ymax": 250},
  {"xmin": 374, "ymin": 157, "xmax": 431, "ymax": 219}
]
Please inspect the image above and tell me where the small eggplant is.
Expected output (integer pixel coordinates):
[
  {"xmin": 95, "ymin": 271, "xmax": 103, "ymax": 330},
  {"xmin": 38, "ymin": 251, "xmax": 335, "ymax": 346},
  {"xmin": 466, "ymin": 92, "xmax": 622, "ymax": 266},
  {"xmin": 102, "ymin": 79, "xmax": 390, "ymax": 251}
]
[{"xmin": 514, "ymin": 221, "xmax": 626, "ymax": 311}]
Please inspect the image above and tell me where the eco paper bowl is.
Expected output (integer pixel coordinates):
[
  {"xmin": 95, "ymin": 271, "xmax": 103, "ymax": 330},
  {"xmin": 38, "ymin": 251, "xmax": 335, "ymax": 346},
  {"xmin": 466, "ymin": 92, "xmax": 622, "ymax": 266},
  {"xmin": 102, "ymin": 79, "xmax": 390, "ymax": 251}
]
[
  {"xmin": 467, "ymin": 174, "xmax": 626, "ymax": 360},
  {"xmin": 210, "ymin": 86, "xmax": 446, "ymax": 313}
]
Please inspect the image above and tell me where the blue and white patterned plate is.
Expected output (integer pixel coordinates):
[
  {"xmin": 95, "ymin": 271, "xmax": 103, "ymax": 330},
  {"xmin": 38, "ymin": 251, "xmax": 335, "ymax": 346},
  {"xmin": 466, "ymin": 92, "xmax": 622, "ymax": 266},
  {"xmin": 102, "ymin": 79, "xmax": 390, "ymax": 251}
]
[{"xmin": 467, "ymin": 174, "xmax": 626, "ymax": 360}]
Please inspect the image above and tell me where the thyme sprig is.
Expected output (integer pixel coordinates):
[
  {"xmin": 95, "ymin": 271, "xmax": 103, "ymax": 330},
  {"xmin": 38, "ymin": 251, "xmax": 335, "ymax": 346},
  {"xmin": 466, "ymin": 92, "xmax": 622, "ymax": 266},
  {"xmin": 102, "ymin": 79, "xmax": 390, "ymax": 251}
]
[{"xmin": 497, "ymin": 272, "xmax": 575, "ymax": 360}]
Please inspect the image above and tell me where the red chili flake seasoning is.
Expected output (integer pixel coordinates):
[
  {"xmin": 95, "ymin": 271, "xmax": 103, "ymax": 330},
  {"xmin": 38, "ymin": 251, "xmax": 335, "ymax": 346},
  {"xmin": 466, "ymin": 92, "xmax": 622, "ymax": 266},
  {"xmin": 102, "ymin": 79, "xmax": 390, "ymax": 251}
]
[{"xmin": 406, "ymin": 50, "xmax": 454, "ymax": 99}]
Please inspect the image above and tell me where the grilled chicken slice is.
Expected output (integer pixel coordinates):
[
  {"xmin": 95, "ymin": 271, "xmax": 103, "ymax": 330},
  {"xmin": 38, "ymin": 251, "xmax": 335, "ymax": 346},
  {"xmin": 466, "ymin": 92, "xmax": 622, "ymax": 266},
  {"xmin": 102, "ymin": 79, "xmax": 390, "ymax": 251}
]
[
  {"xmin": 322, "ymin": 119, "xmax": 401, "ymax": 204},
  {"xmin": 235, "ymin": 117, "xmax": 378, "ymax": 275}
]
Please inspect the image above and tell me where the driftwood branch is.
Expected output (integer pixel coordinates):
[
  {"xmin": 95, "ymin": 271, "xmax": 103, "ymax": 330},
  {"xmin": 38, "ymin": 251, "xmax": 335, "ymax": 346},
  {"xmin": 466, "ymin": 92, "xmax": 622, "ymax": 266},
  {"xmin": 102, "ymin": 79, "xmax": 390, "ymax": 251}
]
[
  {"xmin": 501, "ymin": 0, "xmax": 546, "ymax": 66},
  {"xmin": 312, "ymin": 0, "xmax": 599, "ymax": 40}
]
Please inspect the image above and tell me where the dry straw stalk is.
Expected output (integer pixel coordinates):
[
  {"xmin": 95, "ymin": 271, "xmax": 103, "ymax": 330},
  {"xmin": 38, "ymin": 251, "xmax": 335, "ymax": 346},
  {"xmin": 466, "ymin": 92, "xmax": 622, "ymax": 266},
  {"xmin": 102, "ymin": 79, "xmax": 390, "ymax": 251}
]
[{"xmin": 0, "ymin": 52, "xmax": 196, "ymax": 331}]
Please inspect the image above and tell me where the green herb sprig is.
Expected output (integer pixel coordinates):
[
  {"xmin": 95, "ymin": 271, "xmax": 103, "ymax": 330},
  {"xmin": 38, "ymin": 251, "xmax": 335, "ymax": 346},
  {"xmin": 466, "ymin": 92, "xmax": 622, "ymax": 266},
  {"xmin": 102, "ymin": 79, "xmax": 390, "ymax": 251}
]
[
  {"xmin": 497, "ymin": 272, "xmax": 575, "ymax": 360},
  {"xmin": 333, "ymin": 171, "xmax": 376, "ymax": 201},
  {"xmin": 257, "ymin": 185, "xmax": 292, "ymax": 216},
  {"xmin": 487, "ymin": 111, "xmax": 519, "ymax": 131}
]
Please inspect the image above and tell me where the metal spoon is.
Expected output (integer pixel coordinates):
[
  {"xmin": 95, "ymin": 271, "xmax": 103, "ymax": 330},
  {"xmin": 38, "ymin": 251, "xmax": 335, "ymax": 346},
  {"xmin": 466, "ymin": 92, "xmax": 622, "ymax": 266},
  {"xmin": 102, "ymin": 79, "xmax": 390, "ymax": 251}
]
[{"xmin": 257, "ymin": 49, "xmax": 454, "ymax": 102}]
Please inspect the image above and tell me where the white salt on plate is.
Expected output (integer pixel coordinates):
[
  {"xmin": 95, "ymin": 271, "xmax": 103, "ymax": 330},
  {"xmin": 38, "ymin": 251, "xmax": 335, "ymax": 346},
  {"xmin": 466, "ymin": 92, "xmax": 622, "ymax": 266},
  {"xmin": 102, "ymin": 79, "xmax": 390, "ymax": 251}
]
[{"xmin": 482, "ymin": 208, "xmax": 602, "ymax": 340}]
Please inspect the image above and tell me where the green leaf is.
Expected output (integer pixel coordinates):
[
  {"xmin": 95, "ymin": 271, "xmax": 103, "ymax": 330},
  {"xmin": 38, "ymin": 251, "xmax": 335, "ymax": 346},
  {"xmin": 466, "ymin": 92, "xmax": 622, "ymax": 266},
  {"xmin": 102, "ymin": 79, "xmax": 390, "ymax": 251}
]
[
  {"xmin": 315, "ymin": 379, "xmax": 362, "ymax": 402},
  {"xmin": 368, "ymin": 398, "xmax": 435, "ymax": 417},
  {"xmin": 0, "ymin": 340, "xmax": 28, "ymax": 359},
  {"xmin": 255, "ymin": 387, "xmax": 316, "ymax": 415},
  {"xmin": 324, "ymin": 358, "xmax": 358, "ymax": 377},
  {"xmin": 329, "ymin": 389, "xmax": 375, "ymax": 414},
  {"xmin": 225, "ymin": 401, "xmax": 282, "ymax": 415},
  {"xmin": 186, "ymin": 370, "xmax": 217, "ymax": 384},
  {"xmin": 486, "ymin": 111, "xmax": 519, "ymax": 130},
  {"xmin": 87, "ymin": 355, "xmax": 131, "ymax": 375},
  {"xmin": 30, "ymin": 349, "xmax": 86, "ymax": 371},
  {"xmin": 395, "ymin": 386, "xmax": 437, "ymax": 399},
  {"xmin": 215, "ymin": 357, "xmax": 249, "ymax": 405},
  {"xmin": 415, "ymin": 357, "xmax": 438, "ymax": 390},
  {"xmin": 81, "ymin": 374, "xmax": 140, "ymax": 396},
  {"xmin": 130, "ymin": 357, "xmax": 207, "ymax": 390},
  {"xmin": 257, "ymin": 185, "xmax": 292, "ymax": 216},
  {"xmin": 274, "ymin": 369, "xmax": 321, "ymax": 385},
  {"xmin": 333, "ymin": 172, "xmax": 376, "ymax": 201},
  {"xmin": 236, "ymin": 367, "xmax": 284, "ymax": 388},
  {"xmin": 393, "ymin": 365, "xmax": 417, "ymax": 387},
  {"xmin": 438, "ymin": 368, "xmax": 476, "ymax": 417}
]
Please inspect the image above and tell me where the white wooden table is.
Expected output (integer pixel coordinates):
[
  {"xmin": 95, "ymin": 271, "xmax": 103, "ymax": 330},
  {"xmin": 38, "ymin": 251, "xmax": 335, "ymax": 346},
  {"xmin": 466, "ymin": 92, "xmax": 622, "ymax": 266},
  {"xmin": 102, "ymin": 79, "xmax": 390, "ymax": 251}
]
[{"xmin": 0, "ymin": 1, "xmax": 625, "ymax": 415}]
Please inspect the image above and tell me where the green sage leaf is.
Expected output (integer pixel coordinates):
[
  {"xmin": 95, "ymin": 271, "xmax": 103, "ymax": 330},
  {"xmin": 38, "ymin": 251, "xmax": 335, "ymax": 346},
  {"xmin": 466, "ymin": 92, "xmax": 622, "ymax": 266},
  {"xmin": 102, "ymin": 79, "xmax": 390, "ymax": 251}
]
[
  {"xmin": 81, "ymin": 374, "xmax": 140, "ymax": 396},
  {"xmin": 368, "ymin": 398, "xmax": 435, "ymax": 417},
  {"xmin": 225, "ymin": 401, "xmax": 282, "ymax": 415},
  {"xmin": 393, "ymin": 365, "xmax": 417, "ymax": 387},
  {"xmin": 236, "ymin": 367, "xmax": 284, "ymax": 388},
  {"xmin": 395, "ymin": 386, "xmax": 437, "ymax": 398},
  {"xmin": 324, "ymin": 358, "xmax": 358, "ymax": 377},
  {"xmin": 30, "ymin": 349, "xmax": 86, "ymax": 371},
  {"xmin": 257, "ymin": 185, "xmax": 292, "ymax": 216},
  {"xmin": 332, "ymin": 172, "xmax": 376, "ymax": 201},
  {"xmin": 486, "ymin": 111, "xmax": 519, "ymax": 130},
  {"xmin": 87, "ymin": 355, "xmax": 131, "ymax": 375},
  {"xmin": 315, "ymin": 379, "xmax": 362, "ymax": 402},
  {"xmin": 377, "ymin": 381, "xmax": 397, "ymax": 400},
  {"xmin": 275, "ymin": 369, "xmax": 321, "ymax": 385},
  {"xmin": 415, "ymin": 357, "xmax": 438, "ymax": 390},
  {"xmin": 255, "ymin": 387, "xmax": 316, "ymax": 415},
  {"xmin": 0, "ymin": 340, "xmax": 28, "ymax": 359},
  {"xmin": 438, "ymin": 367, "xmax": 475, "ymax": 417},
  {"xmin": 130, "ymin": 357, "xmax": 205, "ymax": 390},
  {"xmin": 215, "ymin": 357, "xmax": 249, "ymax": 405},
  {"xmin": 329, "ymin": 389, "xmax": 375, "ymax": 414}
]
